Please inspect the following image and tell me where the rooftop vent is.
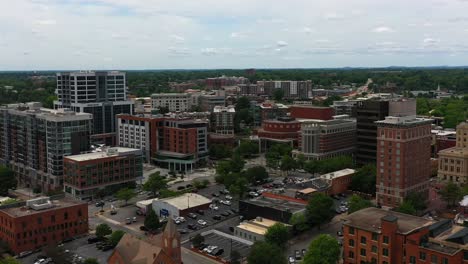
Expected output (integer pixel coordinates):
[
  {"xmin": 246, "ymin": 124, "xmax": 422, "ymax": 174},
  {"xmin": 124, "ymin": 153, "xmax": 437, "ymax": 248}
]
[{"xmin": 26, "ymin": 197, "xmax": 54, "ymax": 211}]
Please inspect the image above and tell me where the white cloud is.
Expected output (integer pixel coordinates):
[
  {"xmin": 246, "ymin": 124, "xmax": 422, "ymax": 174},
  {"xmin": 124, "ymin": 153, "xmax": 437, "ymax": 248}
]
[
  {"xmin": 35, "ymin": 19, "xmax": 56, "ymax": 25},
  {"xmin": 302, "ymin": 27, "xmax": 313, "ymax": 34},
  {"xmin": 230, "ymin": 32, "xmax": 250, "ymax": 39},
  {"xmin": 422, "ymin": 38, "xmax": 439, "ymax": 47},
  {"xmin": 168, "ymin": 47, "xmax": 190, "ymax": 56},
  {"xmin": 170, "ymin": 34, "xmax": 185, "ymax": 43},
  {"xmin": 276, "ymin": 41, "xmax": 288, "ymax": 47},
  {"xmin": 200, "ymin": 48, "xmax": 232, "ymax": 56},
  {"xmin": 324, "ymin": 12, "xmax": 344, "ymax": 20},
  {"xmin": 372, "ymin": 26, "xmax": 394, "ymax": 33}
]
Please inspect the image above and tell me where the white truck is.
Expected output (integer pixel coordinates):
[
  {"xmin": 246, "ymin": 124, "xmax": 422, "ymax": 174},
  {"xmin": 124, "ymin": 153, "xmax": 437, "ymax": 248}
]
[{"xmin": 136, "ymin": 198, "xmax": 157, "ymax": 216}]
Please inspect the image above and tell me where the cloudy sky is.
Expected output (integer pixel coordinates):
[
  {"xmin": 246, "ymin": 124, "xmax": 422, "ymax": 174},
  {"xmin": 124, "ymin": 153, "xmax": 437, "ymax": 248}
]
[{"xmin": 2, "ymin": 0, "xmax": 468, "ymax": 70}]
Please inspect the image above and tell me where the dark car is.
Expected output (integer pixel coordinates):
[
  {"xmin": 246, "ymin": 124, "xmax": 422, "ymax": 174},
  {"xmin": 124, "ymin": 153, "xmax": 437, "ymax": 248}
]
[
  {"xmin": 301, "ymin": 249, "xmax": 306, "ymax": 256},
  {"xmin": 95, "ymin": 201, "xmax": 105, "ymax": 207},
  {"xmin": 295, "ymin": 250, "xmax": 302, "ymax": 260},
  {"xmin": 221, "ymin": 211, "xmax": 230, "ymax": 217},
  {"xmin": 187, "ymin": 213, "xmax": 197, "ymax": 219},
  {"xmin": 61, "ymin": 237, "xmax": 74, "ymax": 243},
  {"xmin": 212, "ymin": 215, "xmax": 222, "ymax": 220},
  {"xmin": 87, "ymin": 236, "xmax": 101, "ymax": 244},
  {"xmin": 186, "ymin": 184, "xmax": 193, "ymax": 188},
  {"xmin": 140, "ymin": 226, "xmax": 149, "ymax": 231},
  {"xmin": 212, "ymin": 248, "xmax": 224, "ymax": 256},
  {"xmin": 177, "ymin": 229, "xmax": 188, "ymax": 234},
  {"xmin": 187, "ymin": 224, "xmax": 198, "ymax": 230},
  {"xmin": 177, "ymin": 186, "xmax": 186, "ymax": 190},
  {"xmin": 197, "ymin": 243, "xmax": 208, "ymax": 250},
  {"xmin": 101, "ymin": 244, "xmax": 114, "ymax": 251},
  {"xmin": 196, "ymin": 209, "xmax": 205, "ymax": 215},
  {"xmin": 212, "ymin": 193, "xmax": 220, "ymax": 197}
]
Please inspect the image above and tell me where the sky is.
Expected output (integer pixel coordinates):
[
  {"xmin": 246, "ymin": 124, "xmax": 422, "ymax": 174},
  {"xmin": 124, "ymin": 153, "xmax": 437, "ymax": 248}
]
[{"xmin": 3, "ymin": 0, "xmax": 468, "ymax": 70}]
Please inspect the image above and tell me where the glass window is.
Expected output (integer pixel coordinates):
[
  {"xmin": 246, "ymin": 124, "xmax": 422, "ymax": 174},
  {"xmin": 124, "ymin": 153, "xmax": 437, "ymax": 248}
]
[
  {"xmin": 360, "ymin": 249, "xmax": 366, "ymax": 256},
  {"xmin": 430, "ymin": 255, "xmax": 437, "ymax": 264},
  {"xmin": 420, "ymin": 252, "xmax": 426, "ymax": 260},
  {"xmin": 383, "ymin": 236, "xmax": 389, "ymax": 244},
  {"xmin": 349, "ymin": 239, "xmax": 354, "ymax": 247},
  {"xmin": 383, "ymin": 248, "xmax": 389, "ymax": 256},
  {"xmin": 372, "ymin": 233, "xmax": 378, "ymax": 241},
  {"xmin": 361, "ymin": 236, "xmax": 366, "ymax": 244}
]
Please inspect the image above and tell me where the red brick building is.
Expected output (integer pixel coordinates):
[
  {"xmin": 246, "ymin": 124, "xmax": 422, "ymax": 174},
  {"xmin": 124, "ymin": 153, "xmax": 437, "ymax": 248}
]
[
  {"xmin": 343, "ymin": 208, "xmax": 468, "ymax": 264},
  {"xmin": 320, "ymin": 168, "xmax": 355, "ymax": 195},
  {"xmin": 257, "ymin": 117, "xmax": 301, "ymax": 151},
  {"xmin": 0, "ymin": 196, "xmax": 88, "ymax": 255},
  {"xmin": 375, "ymin": 116, "xmax": 432, "ymax": 208},
  {"xmin": 289, "ymin": 105, "xmax": 334, "ymax": 120}
]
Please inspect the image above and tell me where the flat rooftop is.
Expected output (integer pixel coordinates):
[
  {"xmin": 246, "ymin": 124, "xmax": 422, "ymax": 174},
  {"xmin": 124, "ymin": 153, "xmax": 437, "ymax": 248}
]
[
  {"xmin": 1, "ymin": 197, "xmax": 86, "ymax": 218},
  {"xmin": 65, "ymin": 147, "xmax": 141, "ymax": 162},
  {"xmin": 237, "ymin": 218, "xmax": 281, "ymax": 235},
  {"xmin": 213, "ymin": 106, "xmax": 235, "ymax": 113},
  {"xmin": 375, "ymin": 115, "xmax": 432, "ymax": 126},
  {"xmin": 321, "ymin": 168, "xmax": 356, "ymax": 180},
  {"xmin": 243, "ymin": 195, "xmax": 306, "ymax": 214},
  {"xmin": 158, "ymin": 193, "xmax": 211, "ymax": 210},
  {"xmin": 344, "ymin": 207, "xmax": 435, "ymax": 235}
]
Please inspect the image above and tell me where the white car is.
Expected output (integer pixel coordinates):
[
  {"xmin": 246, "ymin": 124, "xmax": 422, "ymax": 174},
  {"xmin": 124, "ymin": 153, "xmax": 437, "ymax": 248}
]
[
  {"xmin": 203, "ymin": 245, "xmax": 218, "ymax": 253},
  {"xmin": 173, "ymin": 216, "xmax": 186, "ymax": 224},
  {"xmin": 225, "ymin": 195, "xmax": 233, "ymax": 200},
  {"xmin": 209, "ymin": 204, "xmax": 219, "ymax": 210},
  {"xmin": 249, "ymin": 191, "xmax": 259, "ymax": 197},
  {"xmin": 220, "ymin": 200, "xmax": 231, "ymax": 206},
  {"xmin": 289, "ymin": 256, "xmax": 296, "ymax": 264},
  {"xmin": 197, "ymin": 219, "xmax": 207, "ymax": 226}
]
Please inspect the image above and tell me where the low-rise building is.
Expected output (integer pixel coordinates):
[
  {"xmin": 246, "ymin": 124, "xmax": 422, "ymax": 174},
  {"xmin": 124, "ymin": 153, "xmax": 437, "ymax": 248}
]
[
  {"xmin": 199, "ymin": 92, "xmax": 226, "ymax": 111},
  {"xmin": 0, "ymin": 196, "xmax": 88, "ymax": 255},
  {"xmin": 63, "ymin": 147, "xmax": 143, "ymax": 200},
  {"xmin": 437, "ymin": 121, "xmax": 468, "ymax": 184},
  {"xmin": 212, "ymin": 106, "xmax": 235, "ymax": 135},
  {"xmin": 151, "ymin": 93, "xmax": 192, "ymax": 112},
  {"xmin": 320, "ymin": 168, "xmax": 355, "ymax": 195},
  {"xmin": 234, "ymin": 217, "xmax": 287, "ymax": 243},
  {"xmin": 151, "ymin": 193, "xmax": 211, "ymax": 218}
]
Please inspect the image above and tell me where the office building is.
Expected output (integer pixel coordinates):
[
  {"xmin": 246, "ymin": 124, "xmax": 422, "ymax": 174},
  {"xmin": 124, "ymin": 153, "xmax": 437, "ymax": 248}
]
[
  {"xmin": 331, "ymin": 100, "xmax": 359, "ymax": 116},
  {"xmin": 257, "ymin": 80, "xmax": 312, "ymax": 99},
  {"xmin": 0, "ymin": 196, "xmax": 88, "ymax": 255},
  {"xmin": 297, "ymin": 118, "xmax": 356, "ymax": 160},
  {"xmin": 54, "ymin": 71, "xmax": 133, "ymax": 145},
  {"xmin": 355, "ymin": 99, "xmax": 416, "ymax": 164},
  {"xmin": 205, "ymin": 76, "xmax": 248, "ymax": 89},
  {"xmin": 63, "ymin": 147, "xmax": 143, "ymax": 200},
  {"xmin": 150, "ymin": 93, "xmax": 192, "ymax": 113},
  {"xmin": 212, "ymin": 106, "xmax": 235, "ymax": 135},
  {"xmin": 257, "ymin": 117, "xmax": 301, "ymax": 152},
  {"xmin": 437, "ymin": 121, "xmax": 468, "ymax": 184},
  {"xmin": 0, "ymin": 103, "xmax": 92, "ymax": 192},
  {"xmin": 238, "ymin": 84, "xmax": 261, "ymax": 96},
  {"xmin": 256, "ymin": 102, "xmax": 289, "ymax": 127},
  {"xmin": 289, "ymin": 105, "xmax": 334, "ymax": 120},
  {"xmin": 151, "ymin": 193, "xmax": 211, "ymax": 218},
  {"xmin": 375, "ymin": 115, "xmax": 432, "ymax": 208},
  {"xmin": 199, "ymin": 91, "xmax": 226, "ymax": 111},
  {"xmin": 343, "ymin": 207, "xmax": 468, "ymax": 264}
]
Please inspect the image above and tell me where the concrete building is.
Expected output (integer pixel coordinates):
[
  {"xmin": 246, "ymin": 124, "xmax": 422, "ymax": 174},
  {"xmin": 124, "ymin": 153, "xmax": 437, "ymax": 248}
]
[
  {"xmin": 343, "ymin": 207, "xmax": 468, "ymax": 264},
  {"xmin": 331, "ymin": 100, "xmax": 359, "ymax": 117},
  {"xmin": 257, "ymin": 80, "xmax": 312, "ymax": 99},
  {"xmin": 257, "ymin": 117, "xmax": 301, "ymax": 152},
  {"xmin": 297, "ymin": 118, "xmax": 356, "ymax": 160},
  {"xmin": 437, "ymin": 121, "xmax": 468, "ymax": 184},
  {"xmin": 320, "ymin": 168, "xmax": 355, "ymax": 195},
  {"xmin": 199, "ymin": 92, "xmax": 226, "ymax": 111},
  {"xmin": 151, "ymin": 193, "xmax": 211, "ymax": 218},
  {"xmin": 255, "ymin": 102, "xmax": 289, "ymax": 127},
  {"xmin": 355, "ymin": 99, "xmax": 416, "ymax": 165},
  {"xmin": 238, "ymin": 84, "xmax": 261, "ymax": 96},
  {"xmin": 54, "ymin": 71, "xmax": 133, "ymax": 145},
  {"xmin": 212, "ymin": 106, "xmax": 235, "ymax": 135},
  {"xmin": 375, "ymin": 115, "xmax": 432, "ymax": 208},
  {"xmin": 234, "ymin": 217, "xmax": 286, "ymax": 243},
  {"xmin": 205, "ymin": 76, "xmax": 248, "ymax": 89},
  {"xmin": 431, "ymin": 129, "xmax": 457, "ymax": 157},
  {"xmin": 0, "ymin": 103, "xmax": 92, "ymax": 192},
  {"xmin": 63, "ymin": 147, "xmax": 143, "ymax": 200},
  {"xmin": 0, "ymin": 196, "xmax": 88, "ymax": 255},
  {"xmin": 150, "ymin": 93, "xmax": 192, "ymax": 113}
]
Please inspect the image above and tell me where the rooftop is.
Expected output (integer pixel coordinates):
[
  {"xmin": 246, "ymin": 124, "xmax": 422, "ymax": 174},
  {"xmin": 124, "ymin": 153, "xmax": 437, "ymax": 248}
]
[
  {"xmin": 213, "ymin": 105, "xmax": 236, "ymax": 113},
  {"xmin": 65, "ymin": 147, "xmax": 141, "ymax": 162},
  {"xmin": 1, "ymin": 196, "xmax": 86, "ymax": 218},
  {"xmin": 321, "ymin": 168, "xmax": 356, "ymax": 180},
  {"xmin": 375, "ymin": 115, "xmax": 432, "ymax": 126},
  {"xmin": 237, "ymin": 217, "xmax": 281, "ymax": 235},
  {"xmin": 344, "ymin": 207, "xmax": 435, "ymax": 235},
  {"xmin": 157, "ymin": 193, "xmax": 211, "ymax": 210},
  {"xmin": 243, "ymin": 194, "xmax": 306, "ymax": 214}
]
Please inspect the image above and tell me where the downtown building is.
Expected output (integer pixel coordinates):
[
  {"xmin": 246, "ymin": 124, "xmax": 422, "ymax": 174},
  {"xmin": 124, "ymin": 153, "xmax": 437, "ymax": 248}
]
[
  {"xmin": 437, "ymin": 121, "xmax": 468, "ymax": 184},
  {"xmin": 212, "ymin": 105, "xmax": 235, "ymax": 135},
  {"xmin": 0, "ymin": 102, "xmax": 92, "ymax": 192},
  {"xmin": 63, "ymin": 147, "xmax": 143, "ymax": 200},
  {"xmin": 375, "ymin": 115, "xmax": 432, "ymax": 208},
  {"xmin": 150, "ymin": 93, "xmax": 192, "ymax": 112},
  {"xmin": 256, "ymin": 80, "xmax": 313, "ymax": 100},
  {"xmin": 54, "ymin": 71, "xmax": 133, "ymax": 145}
]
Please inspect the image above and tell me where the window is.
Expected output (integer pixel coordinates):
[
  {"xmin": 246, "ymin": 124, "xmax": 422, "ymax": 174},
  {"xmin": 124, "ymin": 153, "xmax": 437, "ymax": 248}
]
[
  {"xmin": 464, "ymin": 251, "xmax": 468, "ymax": 260},
  {"xmin": 348, "ymin": 251, "xmax": 354, "ymax": 258},
  {"xmin": 409, "ymin": 256, "xmax": 416, "ymax": 264},
  {"xmin": 383, "ymin": 248, "xmax": 389, "ymax": 256},
  {"xmin": 383, "ymin": 236, "xmax": 389, "ymax": 244},
  {"xmin": 441, "ymin": 258, "xmax": 448, "ymax": 264},
  {"xmin": 430, "ymin": 255, "xmax": 437, "ymax": 264},
  {"xmin": 371, "ymin": 246, "xmax": 377, "ymax": 253},
  {"xmin": 64, "ymin": 212, "xmax": 68, "ymax": 220},
  {"xmin": 349, "ymin": 227, "xmax": 355, "ymax": 235},
  {"xmin": 420, "ymin": 252, "xmax": 426, "ymax": 260},
  {"xmin": 372, "ymin": 233, "xmax": 378, "ymax": 241},
  {"xmin": 349, "ymin": 239, "xmax": 354, "ymax": 247},
  {"xmin": 361, "ymin": 236, "xmax": 366, "ymax": 244},
  {"xmin": 37, "ymin": 217, "xmax": 42, "ymax": 225},
  {"xmin": 360, "ymin": 249, "xmax": 366, "ymax": 256}
]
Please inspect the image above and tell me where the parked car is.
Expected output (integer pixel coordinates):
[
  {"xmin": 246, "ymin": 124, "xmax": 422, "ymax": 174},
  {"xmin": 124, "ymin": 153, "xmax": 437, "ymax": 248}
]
[
  {"xmin": 101, "ymin": 244, "xmax": 114, "ymax": 251},
  {"xmin": 221, "ymin": 211, "xmax": 231, "ymax": 217},
  {"xmin": 177, "ymin": 229, "xmax": 188, "ymax": 234},
  {"xmin": 288, "ymin": 256, "xmax": 296, "ymax": 264},
  {"xmin": 212, "ymin": 192, "xmax": 220, "ymax": 197},
  {"xmin": 211, "ymin": 248, "xmax": 224, "ymax": 256},
  {"xmin": 248, "ymin": 192, "xmax": 259, "ymax": 197},
  {"xmin": 220, "ymin": 189, "xmax": 230, "ymax": 194},
  {"xmin": 17, "ymin": 251, "xmax": 33, "ymax": 258},
  {"xmin": 295, "ymin": 250, "xmax": 302, "ymax": 260},
  {"xmin": 225, "ymin": 195, "xmax": 233, "ymax": 200},
  {"xmin": 95, "ymin": 201, "xmax": 105, "ymax": 207},
  {"xmin": 177, "ymin": 186, "xmax": 186, "ymax": 190},
  {"xmin": 212, "ymin": 215, "xmax": 222, "ymax": 220},
  {"xmin": 301, "ymin": 249, "xmax": 307, "ymax": 256},
  {"xmin": 136, "ymin": 209, "xmax": 144, "ymax": 216},
  {"xmin": 125, "ymin": 218, "xmax": 132, "ymax": 224},
  {"xmin": 209, "ymin": 204, "xmax": 219, "ymax": 210},
  {"xmin": 220, "ymin": 200, "xmax": 231, "ymax": 206},
  {"xmin": 204, "ymin": 245, "xmax": 218, "ymax": 254},
  {"xmin": 197, "ymin": 219, "xmax": 207, "ymax": 226},
  {"xmin": 187, "ymin": 213, "xmax": 197, "ymax": 219},
  {"xmin": 87, "ymin": 236, "xmax": 101, "ymax": 244},
  {"xmin": 132, "ymin": 216, "xmax": 137, "ymax": 222},
  {"xmin": 187, "ymin": 224, "xmax": 197, "ymax": 230},
  {"xmin": 337, "ymin": 231, "xmax": 343, "ymax": 237},
  {"xmin": 196, "ymin": 209, "xmax": 205, "ymax": 215}
]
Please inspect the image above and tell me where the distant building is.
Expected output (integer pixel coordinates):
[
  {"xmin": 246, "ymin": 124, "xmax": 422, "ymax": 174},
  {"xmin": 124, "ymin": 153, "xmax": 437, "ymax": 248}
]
[
  {"xmin": 431, "ymin": 128, "xmax": 457, "ymax": 157},
  {"xmin": 256, "ymin": 102, "xmax": 289, "ymax": 126},
  {"xmin": 234, "ymin": 217, "xmax": 288, "ymax": 243},
  {"xmin": 212, "ymin": 106, "xmax": 235, "ymax": 135},
  {"xmin": 108, "ymin": 220, "xmax": 181, "ymax": 264},
  {"xmin": 331, "ymin": 100, "xmax": 359, "ymax": 117},
  {"xmin": 0, "ymin": 103, "xmax": 92, "ymax": 192},
  {"xmin": 150, "ymin": 93, "xmax": 192, "ymax": 112},
  {"xmin": 257, "ymin": 80, "xmax": 312, "ymax": 99},
  {"xmin": 257, "ymin": 117, "xmax": 301, "ymax": 152},
  {"xmin": 0, "ymin": 196, "xmax": 88, "ymax": 255},
  {"xmin": 205, "ymin": 76, "xmax": 248, "ymax": 89},
  {"xmin": 437, "ymin": 121, "xmax": 468, "ymax": 184},
  {"xmin": 199, "ymin": 92, "xmax": 226, "ymax": 111},
  {"xmin": 376, "ymin": 115, "xmax": 432, "ymax": 208},
  {"xmin": 151, "ymin": 193, "xmax": 211, "ymax": 218},
  {"xmin": 63, "ymin": 147, "xmax": 143, "ymax": 200},
  {"xmin": 238, "ymin": 84, "xmax": 260, "ymax": 96},
  {"xmin": 289, "ymin": 105, "xmax": 335, "ymax": 120}
]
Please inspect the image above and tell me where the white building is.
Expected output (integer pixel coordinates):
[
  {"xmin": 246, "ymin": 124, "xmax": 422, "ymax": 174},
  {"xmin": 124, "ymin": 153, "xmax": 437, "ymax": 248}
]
[
  {"xmin": 213, "ymin": 105, "xmax": 235, "ymax": 135},
  {"xmin": 234, "ymin": 217, "xmax": 288, "ymax": 243},
  {"xmin": 151, "ymin": 93, "xmax": 192, "ymax": 112},
  {"xmin": 151, "ymin": 193, "xmax": 211, "ymax": 218}
]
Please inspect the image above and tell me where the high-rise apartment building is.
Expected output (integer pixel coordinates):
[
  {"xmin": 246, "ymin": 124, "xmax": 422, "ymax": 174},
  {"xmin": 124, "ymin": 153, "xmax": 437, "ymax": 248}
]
[
  {"xmin": 54, "ymin": 71, "xmax": 133, "ymax": 145},
  {"xmin": 437, "ymin": 121, "xmax": 468, "ymax": 184},
  {"xmin": 355, "ymin": 99, "xmax": 416, "ymax": 165},
  {"xmin": 212, "ymin": 106, "xmax": 235, "ymax": 135},
  {"xmin": 0, "ymin": 103, "xmax": 92, "ymax": 191},
  {"xmin": 257, "ymin": 80, "xmax": 312, "ymax": 99},
  {"xmin": 375, "ymin": 115, "xmax": 432, "ymax": 208},
  {"xmin": 151, "ymin": 93, "xmax": 192, "ymax": 112}
]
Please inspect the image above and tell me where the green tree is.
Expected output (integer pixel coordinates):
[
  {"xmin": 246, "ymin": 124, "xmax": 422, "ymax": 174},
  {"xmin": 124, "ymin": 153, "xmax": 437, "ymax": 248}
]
[
  {"xmin": 116, "ymin": 188, "xmax": 136, "ymax": 206},
  {"xmin": 237, "ymin": 140, "xmax": 259, "ymax": 158},
  {"xmin": 273, "ymin": 89, "xmax": 284, "ymax": 101},
  {"xmin": 396, "ymin": 201, "xmax": 417, "ymax": 215},
  {"xmin": 348, "ymin": 194, "xmax": 373, "ymax": 214},
  {"xmin": 279, "ymin": 155, "xmax": 296, "ymax": 175},
  {"xmin": 0, "ymin": 257, "xmax": 21, "ymax": 264},
  {"xmin": 143, "ymin": 172, "xmax": 168, "ymax": 196},
  {"xmin": 305, "ymin": 193, "xmax": 334, "ymax": 228},
  {"xmin": 209, "ymin": 144, "xmax": 233, "ymax": 159},
  {"xmin": 230, "ymin": 250, "xmax": 241, "ymax": 264},
  {"xmin": 405, "ymin": 192, "xmax": 427, "ymax": 211},
  {"xmin": 95, "ymin": 223, "xmax": 112, "ymax": 238},
  {"xmin": 289, "ymin": 212, "xmax": 309, "ymax": 232},
  {"xmin": 0, "ymin": 166, "xmax": 16, "ymax": 196},
  {"xmin": 244, "ymin": 166, "xmax": 269, "ymax": 184},
  {"xmin": 440, "ymin": 182, "xmax": 462, "ymax": 207},
  {"xmin": 302, "ymin": 234, "xmax": 340, "ymax": 264},
  {"xmin": 229, "ymin": 177, "xmax": 249, "ymax": 198},
  {"xmin": 230, "ymin": 152, "xmax": 246, "ymax": 173},
  {"xmin": 83, "ymin": 258, "xmax": 99, "ymax": 264},
  {"xmin": 247, "ymin": 241, "xmax": 286, "ymax": 264},
  {"xmin": 109, "ymin": 230, "xmax": 125, "ymax": 247},
  {"xmin": 192, "ymin": 234, "xmax": 205, "ymax": 248},
  {"xmin": 296, "ymin": 154, "xmax": 306, "ymax": 170},
  {"xmin": 304, "ymin": 160, "xmax": 319, "ymax": 174},
  {"xmin": 350, "ymin": 164, "xmax": 376, "ymax": 194},
  {"xmin": 264, "ymin": 223, "xmax": 290, "ymax": 249},
  {"xmin": 235, "ymin": 96, "xmax": 251, "ymax": 110},
  {"xmin": 144, "ymin": 208, "xmax": 160, "ymax": 231}
]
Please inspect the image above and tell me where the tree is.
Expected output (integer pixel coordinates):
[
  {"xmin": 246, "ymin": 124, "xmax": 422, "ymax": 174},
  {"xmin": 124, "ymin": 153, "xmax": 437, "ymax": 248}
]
[
  {"xmin": 350, "ymin": 164, "xmax": 376, "ymax": 194},
  {"xmin": 83, "ymin": 258, "xmax": 99, "ymax": 264},
  {"xmin": 143, "ymin": 172, "xmax": 168, "ymax": 196},
  {"xmin": 230, "ymin": 152, "xmax": 245, "ymax": 173},
  {"xmin": 348, "ymin": 194, "xmax": 373, "ymax": 214},
  {"xmin": 396, "ymin": 201, "xmax": 417, "ymax": 215},
  {"xmin": 405, "ymin": 192, "xmax": 427, "ymax": 211},
  {"xmin": 296, "ymin": 154, "xmax": 306, "ymax": 170},
  {"xmin": 109, "ymin": 230, "xmax": 125, "ymax": 246},
  {"xmin": 244, "ymin": 166, "xmax": 269, "ymax": 184},
  {"xmin": 237, "ymin": 140, "xmax": 259, "ymax": 158},
  {"xmin": 440, "ymin": 182, "xmax": 462, "ymax": 207},
  {"xmin": 229, "ymin": 177, "xmax": 249, "ymax": 198},
  {"xmin": 302, "ymin": 234, "xmax": 340, "ymax": 264},
  {"xmin": 273, "ymin": 89, "xmax": 284, "ymax": 101},
  {"xmin": 247, "ymin": 241, "xmax": 286, "ymax": 264},
  {"xmin": 144, "ymin": 208, "xmax": 160, "ymax": 231},
  {"xmin": 264, "ymin": 223, "xmax": 290, "ymax": 249},
  {"xmin": 116, "ymin": 188, "xmax": 136, "ymax": 206},
  {"xmin": 305, "ymin": 193, "xmax": 334, "ymax": 228},
  {"xmin": 95, "ymin": 223, "xmax": 112, "ymax": 238},
  {"xmin": 0, "ymin": 166, "xmax": 16, "ymax": 196},
  {"xmin": 235, "ymin": 96, "xmax": 251, "ymax": 111},
  {"xmin": 0, "ymin": 257, "xmax": 21, "ymax": 264},
  {"xmin": 280, "ymin": 155, "xmax": 296, "ymax": 175},
  {"xmin": 209, "ymin": 144, "xmax": 233, "ymax": 159},
  {"xmin": 230, "ymin": 250, "xmax": 241, "ymax": 264},
  {"xmin": 289, "ymin": 212, "xmax": 310, "ymax": 232},
  {"xmin": 304, "ymin": 160, "xmax": 319, "ymax": 174},
  {"xmin": 192, "ymin": 234, "xmax": 205, "ymax": 248}
]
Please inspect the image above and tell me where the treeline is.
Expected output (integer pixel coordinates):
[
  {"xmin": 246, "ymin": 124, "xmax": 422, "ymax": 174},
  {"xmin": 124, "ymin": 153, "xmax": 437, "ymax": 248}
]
[{"xmin": 417, "ymin": 97, "xmax": 468, "ymax": 128}]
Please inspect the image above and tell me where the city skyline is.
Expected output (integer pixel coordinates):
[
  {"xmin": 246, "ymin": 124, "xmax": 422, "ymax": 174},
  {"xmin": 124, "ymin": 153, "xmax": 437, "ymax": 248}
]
[{"xmin": 3, "ymin": 0, "xmax": 468, "ymax": 70}]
